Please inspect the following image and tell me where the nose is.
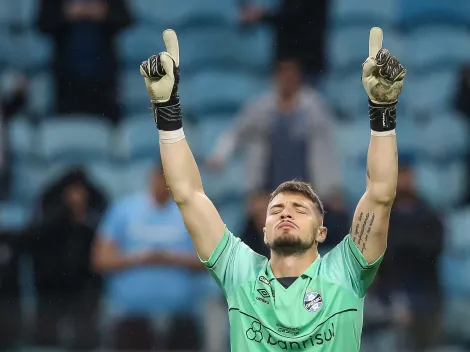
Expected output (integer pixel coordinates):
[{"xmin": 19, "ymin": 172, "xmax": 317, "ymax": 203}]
[{"xmin": 280, "ymin": 208, "xmax": 292, "ymax": 219}]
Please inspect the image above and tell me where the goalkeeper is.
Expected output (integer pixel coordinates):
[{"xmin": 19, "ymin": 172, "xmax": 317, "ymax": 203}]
[{"xmin": 140, "ymin": 27, "xmax": 406, "ymax": 351}]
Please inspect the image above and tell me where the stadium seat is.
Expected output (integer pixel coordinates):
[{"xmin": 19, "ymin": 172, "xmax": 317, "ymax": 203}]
[
  {"xmin": 399, "ymin": 0, "xmax": 470, "ymax": 29},
  {"xmin": 180, "ymin": 69, "xmax": 268, "ymax": 117},
  {"xmin": 9, "ymin": 0, "xmax": 38, "ymax": 28},
  {"xmin": 178, "ymin": 26, "xmax": 273, "ymax": 75},
  {"xmin": 417, "ymin": 111, "xmax": 469, "ymax": 160},
  {"xmin": 218, "ymin": 198, "xmax": 246, "ymax": 235},
  {"xmin": 445, "ymin": 207, "xmax": 470, "ymax": 255},
  {"xmin": 37, "ymin": 118, "xmax": 112, "ymax": 162},
  {"xmin": 192, "ymin": 117, "xmax": 235, "ymax": 159},
  {"xmin": 7, "ymin": 116, "xmax": 35, "ymax": 160},
  {"xmin": 396, "ymin": 114, "xmax": 420, "ymax": 155},
  {"xmin": 8, "ymin": 31, "xmax": 52, "ymax": 72},
  {"xmin": 404, "ymin": 69, "xmax": 457, "ymax": 115},
  {"xmin": 27, "ymin": 72, "xmax": 54, "ymax": 117},
  {"xmin": 323, "ymin": 73, "xmax": 367, "ymax": 118},
  {"xmin": 10, "ymin": 161, "xmax": 48, "ymax": 202},
  {"xmin": 87, "ymin": 162, "xmax": 129, "ymax": 201},
  {"xmin": 414, "ymin": 160, "xmax": 467, "ymax": 209},
  {"xmin": 120, "ymin": 69, "xmax": 150, "ymax": 114},
  {"xmin": 200, "ymin": 156, "xmax": 246, "ymax": 202},
  {"xmin": 331, "ymin": 0, "xmax": 397, "ymax": 27},
  {"xmin": 0, "ymin": 202, "xmax": 30, "ymax": 231},
  {"xmin": 129, "ymin": 0, "xmax": 238, "ymax": 29},
  {"xmin": 327, "ymin": 27, "xmax": 403, "ymax": 72},
  {"xmin": 115, "ymin": 117, "xmax": 160, "ymax": 160},
  {"xmin": 405, "ymin": 27, "xmax": 470, "ymax": 72},
  {"xmin": 118, "ymin": 25, "xmax": 160, "ymax": 69}
]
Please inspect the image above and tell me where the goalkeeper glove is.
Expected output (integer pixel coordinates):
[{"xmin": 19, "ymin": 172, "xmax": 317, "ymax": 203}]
[
  {"xmin": 362, "ymin": 27, "xmax": 406, "ymax": 134},
  {"xmin": 140, "ymin": 29, "xmax": 182, "ymax": 132}
]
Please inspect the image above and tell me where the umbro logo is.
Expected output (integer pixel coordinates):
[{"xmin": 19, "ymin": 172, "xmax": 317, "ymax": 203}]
[{"xmin": 257, "ymin": 289, "xmax": 270, "ymax": 299}]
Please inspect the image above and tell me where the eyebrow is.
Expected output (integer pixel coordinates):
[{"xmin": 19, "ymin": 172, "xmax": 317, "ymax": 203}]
[{"xmin": 269, "ymin": 201, "xmax": 310, "ymax": 210}]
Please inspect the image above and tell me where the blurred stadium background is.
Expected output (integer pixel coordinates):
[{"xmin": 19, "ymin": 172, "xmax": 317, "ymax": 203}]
[{"xmin": 0, "ymin": 0, "xmax": 470, "ymax": 351}]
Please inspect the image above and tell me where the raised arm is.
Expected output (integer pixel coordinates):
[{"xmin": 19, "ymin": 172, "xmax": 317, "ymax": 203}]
[
  {"xmin": 140, "ymin": 30, "xmax": 225, "ymax": 260},
  {"xmin": 351, "ymin": 27, "xmax": 406, "ymax": 264}
]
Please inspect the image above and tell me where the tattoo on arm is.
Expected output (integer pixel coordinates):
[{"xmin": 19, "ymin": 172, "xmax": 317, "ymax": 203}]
[{"xmin": 352, "ymin": 212, "xmax": 376, "ymax": 253}]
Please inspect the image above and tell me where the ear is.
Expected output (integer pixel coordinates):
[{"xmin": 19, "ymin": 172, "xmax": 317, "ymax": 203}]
[{"xmin": 316, "ymin": 226, "xmax": 328, "ymax": 243}]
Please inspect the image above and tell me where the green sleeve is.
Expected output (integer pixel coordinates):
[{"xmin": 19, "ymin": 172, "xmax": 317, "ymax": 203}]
[
  {"xmin": 199, "ymin": 228, "xmax": 266, "ymax": 297},
  {"xmin": 321, "ymin": 235, "xmax": 384, "ymax": 298}
]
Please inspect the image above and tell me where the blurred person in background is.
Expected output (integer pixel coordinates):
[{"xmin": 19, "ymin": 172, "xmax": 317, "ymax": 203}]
[
  {"xmin": 379, "ymin": 159, "xmax": 444, "ymax": 351},
  {"xmin": 0, "ymin": 73, "xmax": 28, "ymax": 200},
  {"xmin": 26, "ymin": 170, "xmax": 104, "ymax": 349},
  {"xmin": 207, "ymin": 59, "xmax": 340, "ymax": 200},
  {"xmin": 92, "ymin": 165, "xmax": 204, "ymax": 351},
  {"xmin": 240, "ymin": 0, "xmax": 327, "ymax": 82},
  {"xmin": 0, "ymin": 229, "xmax": 22, "ymax": 351},
  {"xmin": 37, "ymin": 0, "xmax": 132, "ymax": 124},
  {"xmin": 241, "ymin": 190, "xmax": 271, "ymax": 257},
  {"xmin": 321, "ymin": 189, "xmax": 350, "ymax": 253}
]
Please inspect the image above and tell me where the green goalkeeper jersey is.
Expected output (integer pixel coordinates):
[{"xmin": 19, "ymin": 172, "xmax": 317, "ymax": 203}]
[{"xmin": 200, "ymin": 228, "xmax": 383, "ymax": 352}]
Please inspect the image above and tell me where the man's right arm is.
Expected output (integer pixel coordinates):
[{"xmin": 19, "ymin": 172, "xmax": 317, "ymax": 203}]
[{"xmin": 160, "ymin": 139, "xmax": 225, "ymax": 260}]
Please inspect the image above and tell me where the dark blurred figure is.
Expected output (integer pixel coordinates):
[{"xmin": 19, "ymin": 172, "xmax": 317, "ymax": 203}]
[
  {"xmin": 0, "ymin": 74, "xmax": 28, "ymax": 199},
  {"xmin": 208, "ymin": 59, "xmax": 339, "ymax": 198},
  {"xmin": 454, "ymin": 64, "xmax": 470, "ymax": 206},
  {"xmin": 93, "ymin": 165, "xmax": 203, "ymax": 351},
  {"xmin": 26, "ymin": 169, "xmax": 106, "ymax": 349},
  {"xmin": 240, "ymin": 0, "xmax": 327, "ymax": 82},
  {"xmin": 379, "ymin": 161, "xmax": 444, "ymax": 351},
  {"xmin": 37, "ymin": 0, "xmax": 132, "ymax": 124},
  {"xmin": 33, "ymin": 167, "xmax": 107, "ymax": 226},
  {"xmin": 241, "ymin": 191, "xmax": 270, "ymax": 257},
  {"xmin": 0, "ymin": 230, "xmax": 22, "ymax": 350}
]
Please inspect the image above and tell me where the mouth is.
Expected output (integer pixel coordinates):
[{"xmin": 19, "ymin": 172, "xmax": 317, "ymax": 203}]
[{"xmin": 277, "ymin": 221, "xmax": 297, "ymax": 230}]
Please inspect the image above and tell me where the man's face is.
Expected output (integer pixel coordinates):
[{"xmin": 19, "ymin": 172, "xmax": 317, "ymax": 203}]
[
  {"xmin": 264, "ymin": 192, "xmax": 327, "ymax": 256},
  {"xmin": 276, "ymin": 61, "xmax": 302, "ymax": 97}
]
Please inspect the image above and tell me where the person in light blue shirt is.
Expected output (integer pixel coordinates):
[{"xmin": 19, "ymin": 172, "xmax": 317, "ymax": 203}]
[{"xmin": 92, "ymin": 165, "xmax": 205, "ymax": 350}]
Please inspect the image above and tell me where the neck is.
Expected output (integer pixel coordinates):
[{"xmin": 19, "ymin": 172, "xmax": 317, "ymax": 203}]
[{"xmin": 270, "ymin": 249, "xmax": 319, "ymax": 278}]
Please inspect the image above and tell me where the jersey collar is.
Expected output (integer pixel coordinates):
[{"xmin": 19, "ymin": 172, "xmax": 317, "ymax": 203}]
[{"xmin": 265, "ymin": 254, "xmax": 322, "ymax": 281}]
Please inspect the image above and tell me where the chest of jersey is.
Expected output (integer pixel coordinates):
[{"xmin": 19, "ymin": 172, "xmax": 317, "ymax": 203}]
[{"xmin": 227, "ymin": 275, "xmax": 363, "ymax": 351}]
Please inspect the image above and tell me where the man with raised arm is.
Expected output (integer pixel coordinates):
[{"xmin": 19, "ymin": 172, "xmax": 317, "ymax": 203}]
[{"xmin": 140, "ymin": 27, "xmax": 406, "ymax": 351}]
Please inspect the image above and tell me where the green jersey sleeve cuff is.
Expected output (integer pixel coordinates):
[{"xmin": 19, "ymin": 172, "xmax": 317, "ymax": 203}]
[
  {"xmin": 346, "ymin": 234, "xmax": 385, "ymax": 268},
  {"xmin": 199, "ymin": 227, "xmax": 231, "ymax": 268}
]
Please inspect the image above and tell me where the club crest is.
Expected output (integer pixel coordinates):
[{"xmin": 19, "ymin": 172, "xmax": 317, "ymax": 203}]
[{"xmin": 304, "ymin": 291, "xmax": 323, "ymax": 313}]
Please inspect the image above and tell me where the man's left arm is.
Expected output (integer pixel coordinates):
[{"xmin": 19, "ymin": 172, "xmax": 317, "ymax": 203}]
[{"xmin": 351, "ymin": 27, "xmax": 406, "ymax": 264}]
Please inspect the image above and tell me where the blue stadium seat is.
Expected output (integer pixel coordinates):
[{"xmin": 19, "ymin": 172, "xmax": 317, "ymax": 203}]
[
  {"xmin": 404, "ymin": 69, "xmax": 457, "ymax": 114},
  {"xmin": 8, "ymin": 116, "xmax": 34, "ymax": 160},
  {"xmin": 200, "ymin": 157, "xmax": 246, "ymax": 202},
  {"xmin": 396, "ymin": 115, "xmax": 420, "ymax": 155},
  {"xmin": 414, "ymin": 160, "xmax": 467, "ymax": 209},
  {"xmin": 8, "ymin": 31, "xmax": 52, "ymax": 71},
  {"xmin": 440, "ymin": 253, "xmax": 470, "ymax": 298},
  {"xmin": 192, "ymin": 117, "xmax": 235, "ymax": 159},
  {"xmin": 27, "ymin": 72, "xmax": 54, "ymax": 116},
  {"xmin": 417, "ymin": 111, "xmax": 469, "ymax": 160},
  {"xmin": 116, "ymin": 118, "xmax": 160, "ymax": 160},
  {"xmin": 180, "ymin": 70, "xmax": 268, "ymax": 117},
  {"xmin": 399, "ymin": 0, "xmax": 470, "ymax": 28},
  {"xmin": 328, "ymin": 27, "xmax": 403, "ymax": 72},
  {"xmin": 405, "ymin": 27, "xmax": 470, "ymax": 71},
  {"xmin": 118, "ymin": 25, "xmax": 160, "ymax": 68},
  {"xmin": 445, "ymin": 207, "xmax": 470, "ymax": 255},
  {"xmin": 130, "ymin": 0, "xmax": 238, "ymax": 29},
  {"xmin": 0, "ymin": 202, "xmax": 30, "ymax": 231},
  {"xmin": 9, "ymin": 0, "xmax": 38, "ymax": 27},
  {"xmin": 179, "ymin": 26, "xmax": 273, "ymax": 74},
  {"xmin": 324, "ymin": 73, "xmax": 367, "ymax": 117},
  {"xmin": 87, "ymin": 162, "xmax": 129, "ymax": 201},
  {"xmin": 11, "ymin": 162, "xmax": 48, "ymax": 202},
  {"xmin": 38, "ymin": 118, "xmax": 112, "ymax": 162},
  {"xmin": 218, "ymin": 198, "xmax": 245, "ymax": 235},
  {"xmin": 331, "ymin": 0, "xmax": 397, "ymax": 27},
  {"xmin": 120, "ymin": 69, "xmax": 150, "ymax": 114}
]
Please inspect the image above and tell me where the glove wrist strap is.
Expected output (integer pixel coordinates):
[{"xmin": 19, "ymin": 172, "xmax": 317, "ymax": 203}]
[
  {"xmin": 152, "ymin": 97, "xmax": 183, "ymax": 131},
  {"xmin": 369, "ymin": 99, "xmax": 397, "ymax": 132}
]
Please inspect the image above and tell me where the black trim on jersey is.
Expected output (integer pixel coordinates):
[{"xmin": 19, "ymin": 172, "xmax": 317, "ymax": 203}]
[
  {"xmin": 205, "ymin": 236, "xmax": 230, "ymax": 269},
  {"xmin": 347, "ymin": 238, "xmax": 375, "ymax": 270},
  {"xmin": 228, "ymin": 307, "xmax": 358, "ymax": 339}
]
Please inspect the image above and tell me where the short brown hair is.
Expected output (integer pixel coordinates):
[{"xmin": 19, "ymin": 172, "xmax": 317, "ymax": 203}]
[{"xmin": 269, "ymin": 180, "xmax": 324, "ymax": 218}]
